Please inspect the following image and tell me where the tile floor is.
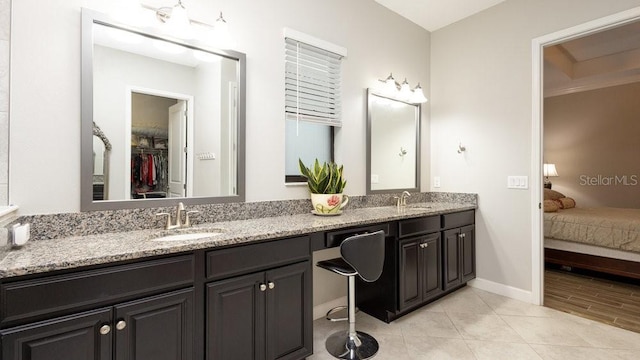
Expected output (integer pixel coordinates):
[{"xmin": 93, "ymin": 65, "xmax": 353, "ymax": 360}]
[{"xmin": 309, "ymin": 286, "xmax": 640, "ymax": 359}]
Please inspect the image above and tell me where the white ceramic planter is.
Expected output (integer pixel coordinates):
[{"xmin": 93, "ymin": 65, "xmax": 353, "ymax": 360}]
[{"xmin": 310, "ymin": 193, "xmax": 349, "ymax": 214}]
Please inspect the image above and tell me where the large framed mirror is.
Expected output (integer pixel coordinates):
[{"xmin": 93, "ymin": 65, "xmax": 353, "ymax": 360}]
[
  {"xmin": 366, "ymin": 89, "xmax": 421, "ymax": 194},
  {"xmin": 81, "ymin": 9, "xmax": 245, "ymax": 211}
]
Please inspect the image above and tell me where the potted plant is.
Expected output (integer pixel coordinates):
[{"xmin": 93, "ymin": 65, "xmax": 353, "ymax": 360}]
[{"xmin": 298, "ymin": 159, "xmax": 349, "ymax": 215}]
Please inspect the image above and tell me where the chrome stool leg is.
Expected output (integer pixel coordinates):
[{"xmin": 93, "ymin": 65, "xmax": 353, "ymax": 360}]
[{"xmin": 325, "ymin": 276, "xmax": 379, "ymax": 359}]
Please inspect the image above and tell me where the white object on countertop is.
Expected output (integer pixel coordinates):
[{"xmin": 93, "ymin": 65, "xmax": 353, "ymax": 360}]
[{"xmin": 11, "ymin": 223, "xmax": 30, "ymax": 247}]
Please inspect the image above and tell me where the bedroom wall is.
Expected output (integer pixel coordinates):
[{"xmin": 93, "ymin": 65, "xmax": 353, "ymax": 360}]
[
  {"xmin": 545, "ymin": 82, "xmax": 640, "ymax": 209},
  {"xmin": 430, "ymin": 0, "xmax": 640, "ymax": 298}
]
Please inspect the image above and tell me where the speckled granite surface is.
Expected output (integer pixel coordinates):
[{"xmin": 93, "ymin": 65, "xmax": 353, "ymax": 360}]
[
  {"xmin": 14, "ymin": 192, "xmax": 476, "ymax": 241},
  {"xmin": 0, "ymin": 200, "xmax": 476, "ymax": 278}
]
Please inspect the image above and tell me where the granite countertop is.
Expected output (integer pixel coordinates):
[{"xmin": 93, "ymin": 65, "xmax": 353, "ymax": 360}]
[{"xmin": 0, "ymin": 202, "xmax": 475, "ymax": 278}]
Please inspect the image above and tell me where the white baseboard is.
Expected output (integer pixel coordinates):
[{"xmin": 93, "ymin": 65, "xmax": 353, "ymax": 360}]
[
  {"xmin": 313, "ymin": 296, "xmax": 347, "ymax": 320},
  {"xmin": 468, "ymin": 277, "xmax": 533, "ymax": 304}
]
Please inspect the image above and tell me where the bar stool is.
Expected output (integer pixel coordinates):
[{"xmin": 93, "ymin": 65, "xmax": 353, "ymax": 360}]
[{"xmin": 316, "ymin": 230, "xmax": 385, "ymax": 360}]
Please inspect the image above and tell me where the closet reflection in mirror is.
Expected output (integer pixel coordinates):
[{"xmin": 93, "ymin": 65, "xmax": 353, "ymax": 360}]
[
  {"xmin": 366, "ymin": 90, "xmax": 420, "ymax": 194},
  {"xmin": 82, "ymin": 9, "xmax": 245, "ymax": 210}
]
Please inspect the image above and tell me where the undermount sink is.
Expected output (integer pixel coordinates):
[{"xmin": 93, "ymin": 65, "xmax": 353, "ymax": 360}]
[
  {"xmin": 151, "ymin": 226, "xmax": 225, "ymax": 242},
  {"xmin": 405, "ymin": 206, "xmax": 432, "ymax": 211}
]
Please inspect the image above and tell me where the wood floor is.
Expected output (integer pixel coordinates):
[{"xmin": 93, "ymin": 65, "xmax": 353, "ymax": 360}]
[{"xmin": 544, "ymin": 267, "xmax": 640, "ymax": 333}]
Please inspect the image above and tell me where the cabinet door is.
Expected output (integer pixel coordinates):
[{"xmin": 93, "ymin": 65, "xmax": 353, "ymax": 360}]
[
  {"xmin": 206, "ymin": 272, "xmax": 265, "ymax": 360},
  {"xmin": 114, "ymin": 288, "xmax": 194, "ymax": 360},
  {"xmin": 398, "ymin": 237, "xmax": 422, "ymax": 311},
  {"xmin": 461, "ymin": 225, "xmax": 476, "ymax": 283},
  {"xmin": 1, "ymin": 308, "xmax": 112, "ymax": 360},
  {"xmin": 443, "ymin": 228, "xmax": 461, "ymax": 290},
  {"xmin": 421, "ymin": 233, "xmax": 443, "ymax": 301},
  {"xmin": 265, "ymin": 261, "xmax": 312, "ymax": 360}
]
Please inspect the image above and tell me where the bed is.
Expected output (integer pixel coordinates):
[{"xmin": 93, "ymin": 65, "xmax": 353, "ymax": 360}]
[{"xmin": 544, "ymin": 206, "xmax": 640, "ymax": 279}]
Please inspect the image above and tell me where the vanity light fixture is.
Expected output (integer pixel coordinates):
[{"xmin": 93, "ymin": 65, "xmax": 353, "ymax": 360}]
[
  {"xmin": 134, "ymin": 0, "xmax": 235, "ymax": 48},
  {"xmin": 378, "ymin": 73, "xmax": 428, "ymax": 104}
]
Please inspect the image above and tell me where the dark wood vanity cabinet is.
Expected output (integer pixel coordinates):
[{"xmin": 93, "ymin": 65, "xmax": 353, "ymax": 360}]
[
  {"xmin": 442, "ymin": 211, "xmax": 476, "ymax": 290},
  {"xmin": 1, "ymin": 308, "xmax": 113, "ymax": 360},
  {"xmin": 398, "ymin": 232, "xmax": 443, "ymax": 311},
  {"xmin": 205, "ymin": 236, "xmax": 312, "ymax": 360},
  {"xmin": 0, "ymin": 236, "xmax": 314, "ymax": 360},
  {"xmin": 0, "ymin": 256, "xmax": 195, "ymax": 360},
  {"xmin": 358, "ymin": 210, "xmax": 475, "ymax": 323},
  {"xmin": 397, "ymin": 215, "xmax": 444, "ymax": 312}
]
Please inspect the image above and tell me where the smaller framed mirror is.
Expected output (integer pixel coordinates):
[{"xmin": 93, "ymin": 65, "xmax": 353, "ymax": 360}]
[{"xmin": 366, "ymin": 89, "xmax": 421, "ymax": 194}]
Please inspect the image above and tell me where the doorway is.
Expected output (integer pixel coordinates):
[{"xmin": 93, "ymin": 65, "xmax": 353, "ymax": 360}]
[
  {"xmin": 125, "ymin": 87, "xmax": 194, "ymax": 200},
  {"xmin": 532, "ymin": 7, "xmax": 640, "ymax": 305}
]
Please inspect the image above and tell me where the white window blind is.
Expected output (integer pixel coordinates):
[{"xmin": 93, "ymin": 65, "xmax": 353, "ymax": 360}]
[{"xmin": 285, "ymin": 37, "xmax": 343, "ymax": 126}]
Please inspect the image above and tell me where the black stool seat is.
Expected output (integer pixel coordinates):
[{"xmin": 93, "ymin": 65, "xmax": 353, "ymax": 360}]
[
  {"xmin": 317, "ymin": 258, "xmax": 358, "ymax": 277},
  {"xmin": 316, "ymin": 230, "xmax": 385, "ymax": 360}
]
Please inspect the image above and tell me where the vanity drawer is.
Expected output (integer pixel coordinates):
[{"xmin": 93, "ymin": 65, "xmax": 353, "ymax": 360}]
[
  {"xmin": 442, "ymin": 210, "xmax": 475, "ymax": 229},
  {"xmin": 206, "ymin": 236, "xmax": 310, "ymax": 280},
  {"xmin": 1, "ymin": 255, "xmax": 194, "ymax": 327},
  {"xmin": 398, "ymin": 216, "xmax": 440, "ymax": 238},
  {"xmin": 325, "ymin": 223, "xmax": 390, "ymax": 248}
]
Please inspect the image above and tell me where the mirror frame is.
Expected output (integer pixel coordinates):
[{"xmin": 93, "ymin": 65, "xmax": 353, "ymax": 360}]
[
  {"xmin": 366, "ymin": 88, "xmax": 421, "ymax": 194},
  {"xmin": 81, "ymin": 8, "xmax": 246, "ymax": 211}
]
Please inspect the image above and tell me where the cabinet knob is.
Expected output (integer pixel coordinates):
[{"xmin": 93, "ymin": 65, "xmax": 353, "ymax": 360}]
[
  {"xmin": 422, "ymin": 243, "xmax": 429, "ymax": 248},
  {"xmin": 99, "ymin": 324, "xmax": 111, "ymax": 335},
  {"xmin": 260, "ymin": 283, "xmax": 267, "ymax": 291},
  {"xmin": 116, "ymin": 320, "xmax": 127, "ymax": 331},
  {"xmin": 268, "ymin": 281, "xmax": 275, "ymax": 290}
]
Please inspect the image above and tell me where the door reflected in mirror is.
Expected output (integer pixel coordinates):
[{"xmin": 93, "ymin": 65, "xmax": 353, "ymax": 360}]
[
  {"xmin": 82, "ymin": 9, "xmax": 245, "ymax": 211},
  {"xmin": 366, "ymin": 90, "xmax": 421, "ymax": 194}
]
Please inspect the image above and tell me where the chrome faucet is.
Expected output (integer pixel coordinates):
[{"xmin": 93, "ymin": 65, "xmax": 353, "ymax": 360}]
[{"xmin": 156, "ymin": 202, "xmax": 199, "ymax": 230}]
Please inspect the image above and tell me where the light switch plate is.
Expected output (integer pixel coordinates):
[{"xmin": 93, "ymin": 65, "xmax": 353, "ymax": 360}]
[{"xmin": 507, "ymin": 176, "xmax": 528, "ymax": 189}]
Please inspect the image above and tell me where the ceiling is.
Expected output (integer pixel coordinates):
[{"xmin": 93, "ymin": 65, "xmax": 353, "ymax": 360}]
[
  {"xmin": 374, "ymin": 0, "xmax": 507, "ymax": 32},
  {"xmin": 544, "ymin": 21, "xmax": 640, "ymax": 97},
  {"xmin": 373, "ymin": 1, "xmax": 640, "ymax": 97}
]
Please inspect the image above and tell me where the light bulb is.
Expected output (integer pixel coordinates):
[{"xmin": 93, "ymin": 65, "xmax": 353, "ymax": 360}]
[
  {"xmin": 163, "ymin": 2, "xmax": 194, "ymax": 39},
  {"xmin": 411, "ymin": 83, "xmax": 428, "ymax": 103},
  {"xmin": 399, "ymin": 78, "xmax": 412, "ymax": 101}
]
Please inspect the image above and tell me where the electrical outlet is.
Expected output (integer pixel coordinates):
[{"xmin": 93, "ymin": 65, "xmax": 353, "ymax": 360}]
[
  {"xmin": 371, "ymin": 174, "xmax": 379, "ymax": 184},
  {"xmin": 434, "ymin": 176, "xmax": 441, "ymax": 188}
]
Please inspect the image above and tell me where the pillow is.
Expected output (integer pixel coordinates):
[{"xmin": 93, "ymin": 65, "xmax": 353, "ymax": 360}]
[
  {"xmin": 543, "ymin": 199, "xmax": 559, "ymax": 212},
  {"xmin": 552, "ymin": 199, "xmax": 564, "ymax": 209},
  {"xmin": 544, "ymin": 188, "xmax": 565, "ymax": 201},
  {"xmin": 558, "ymin": 197, "xmax": 576, "ymax": 209}
]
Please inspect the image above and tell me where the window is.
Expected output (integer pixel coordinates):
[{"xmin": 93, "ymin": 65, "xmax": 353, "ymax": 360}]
[{"xmin": 284, "ymin": 29, "xmax": 346, "ymax": 183}]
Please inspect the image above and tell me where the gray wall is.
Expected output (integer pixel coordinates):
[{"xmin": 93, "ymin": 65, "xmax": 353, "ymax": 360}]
[
  {"xmin": 544, "ymin": 82, "xmax": 640, "ymax": 209},
  {"xmin": 431, "ymin": 0, "xmax": 640, "ymax": 296},
  {"xmin": 9, "ymin": 0, "xmax": 430, "ymax": 215},
  {"xmin": 0, "ymin": 0, "xmax": 9, "ymax": 206}
]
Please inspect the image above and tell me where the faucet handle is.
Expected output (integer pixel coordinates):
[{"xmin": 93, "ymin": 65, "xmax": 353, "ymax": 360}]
[
  {"xmin": 155, "ymin": 212, "xmax": 172, "ymax": 229},
  {"xmin": 184, "ymin": 210, "xmax": 199, "ymax": 227}
]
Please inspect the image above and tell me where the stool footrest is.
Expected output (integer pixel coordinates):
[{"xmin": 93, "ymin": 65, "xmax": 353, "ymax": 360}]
[{"xmin": 325, "ymin": 306, "xmax": 359, "ymax": 322}]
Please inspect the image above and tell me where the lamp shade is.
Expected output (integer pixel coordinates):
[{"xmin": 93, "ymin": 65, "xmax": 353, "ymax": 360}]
[{"xmin": 543, "ymin": 163, "xmax": 558, "ymax": 177}]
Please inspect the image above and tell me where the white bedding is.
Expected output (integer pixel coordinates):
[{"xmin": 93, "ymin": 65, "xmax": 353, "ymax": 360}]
[{"xmin": 544, "ymin": 207, "xmax": 640, "ymax": 254}]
